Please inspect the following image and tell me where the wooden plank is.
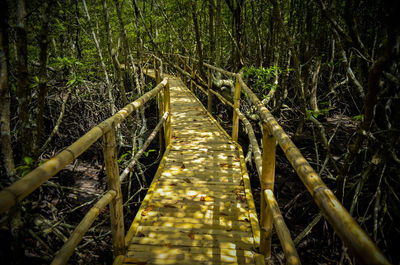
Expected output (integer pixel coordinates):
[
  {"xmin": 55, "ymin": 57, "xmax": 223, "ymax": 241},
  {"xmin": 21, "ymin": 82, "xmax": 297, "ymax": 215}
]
[
  {"xmin": 129, "ymin": 236, "xmax": 253, "ymax": 250},
  {"xmin": 141, "ymin": 210, "xmax": 250, "ymax": 221},
  {"xmin": 142, "ymin": 203, "xmax": 249, "ymax": 214},
  {"xmin": 141, "ymin": 215, "xmax": 251, "ymax": 227},
  {"xmin": 135, "ymin": 225, "xmax": 253, "ymax": 237},
  {"xmin": 139, "ymin": 220, "xmax": 251, "ymax": 231},
  {"xmin": 127, "ymin": 244, "xmax": 255, "ymax": 262}
]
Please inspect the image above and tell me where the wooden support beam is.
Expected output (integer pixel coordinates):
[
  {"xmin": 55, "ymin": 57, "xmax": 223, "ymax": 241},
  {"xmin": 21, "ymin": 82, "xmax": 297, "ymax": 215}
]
[
  {"xmin": 164, "ymin": 82, "xmax": 171, "ymax": 147},
  {"xmin": 260, "ymin": 124, "xmax": 276, "ymax": 263},
  {"xmin": 232, "ymin": 76, "xmax": 241, "ymax": 142},
  {"xmin": 51, "ymin": 190, "xmax": 116, "ymax": 265},
  {"xmin": 207, "ymin": 68, "xmax": 213, "ymax": 113},
  {"xmin": 103, "ymin": 129, "xmax": 125, "ymax": 256},
  {"xmin": 183, "ymin": 58, "xmax": 187, "ymax": 86},
  {"xmin": 190, "ymin": 64, "xmax": 195, "ymax": 92},
  {"xmin": 264, "ymin": 189, "xmax": 301, "ymax": 265}
]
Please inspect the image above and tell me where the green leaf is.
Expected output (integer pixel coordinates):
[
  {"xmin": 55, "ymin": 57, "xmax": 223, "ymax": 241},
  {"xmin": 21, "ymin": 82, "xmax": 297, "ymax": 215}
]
[
  {"xmin": 352, "ymin": 114, "xmax": 364, "ymax": 121},
  {"xmin": 24, "ymin": 157, "xmax": 33, "ymax": 165}
]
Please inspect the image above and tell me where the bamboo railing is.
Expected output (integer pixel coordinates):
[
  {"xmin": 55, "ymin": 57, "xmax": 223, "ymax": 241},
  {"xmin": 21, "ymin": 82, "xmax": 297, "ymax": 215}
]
[
  {"xmin": 0, "ymin": 59, "xmax": 171, "ymax": 264},
  {"xmin": 171, "ymin": 54, "xmax": 391, "ymax": 265}
]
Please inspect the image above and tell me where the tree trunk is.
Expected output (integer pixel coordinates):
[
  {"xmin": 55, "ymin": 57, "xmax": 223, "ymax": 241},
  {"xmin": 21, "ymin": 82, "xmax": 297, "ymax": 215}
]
[
  {"xmin": 310, "ymin": 58, "xmax": 321, "ymax": 112},
  {"xmin": 270, "ymin": 0, "xmax": 307, "ymax": 139},
  {"xmin": 82, "ymin": 0, "xmax": 115, "ymax": 115},
  {"xmin": 209, "ymin": 0, "xmax": 215, "ymax": 63},
  {"xmin": 0, "ymin": 0, "xmax": 15, "ymax": 177},
  {"xmin": 102, "ymin": 0, "xmax": 127, "ymax": 106},
  {"xmin": 215, "ymin": 0, "xmax": 222, "ymax": 66},
  {"xmin": 191, "ymin": 1, "xmax": 205, "ymax": 78},
  {"xmin": 34, "ymin": 1, "xmax": 51, "ymax": 159},
  {"xmin": 16, "ymin": 0, "xmax": 31, "ymax": 158}
]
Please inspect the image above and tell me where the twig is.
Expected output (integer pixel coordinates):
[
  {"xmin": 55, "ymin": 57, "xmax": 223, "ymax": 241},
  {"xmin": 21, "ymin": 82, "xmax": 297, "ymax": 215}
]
[
  {"xmin": 293, "ymin": 213, "xmax": 322, "ymax": 246},
  {"xmin": 39, "ymin": 85, "xmax": 73, "ymax": 154}
]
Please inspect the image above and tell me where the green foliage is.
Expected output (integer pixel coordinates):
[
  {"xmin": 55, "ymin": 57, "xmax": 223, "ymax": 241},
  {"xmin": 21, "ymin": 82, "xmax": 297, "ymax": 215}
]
[
  {"xmin": 30, "ymin": 76, "xmax": 40, "ymax": 89},
  {"xmin": 15, "ymin": 157, "xmax": 34, "ymax": 177},
  {"xmin": 306, "ymin": 108, "xmax": 330, "ymax": 119},
  {"xmin": 55, "ymin": 56, "xmax": 82, "ymax": 69},
  {"xmin": 242, "ymin": 66, "xmax": 285, "ymax": 96},
  {"xmin": 352, "ymin": 114, "xmax": 364, "ymax": 121},
  {"xmin": 143, "ymin": 149, "xmax": 156, "ymax": 157},
  {"xmin": 66, "ymin": 74, "xmax": 83, "ymax": 87},
  {"xmin": 118, "ymin": 151, "xmax": 132, "ymax": 164}
]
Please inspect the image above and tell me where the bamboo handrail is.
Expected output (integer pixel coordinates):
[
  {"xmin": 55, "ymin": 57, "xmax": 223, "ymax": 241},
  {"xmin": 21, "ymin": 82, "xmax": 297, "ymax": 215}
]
[
  {"xmin": 236, "ymin": 74, "xmax": 390, "ymax": 265},
  {"xmin": 51, "ymin": 190, "xmax": 116, "ymax": 265},
  {"xmin": 193, "ymin": 82, "xmax": 208, "ymax": 96},
  {"xmin": 209, "ymin": 89, "xmax": 234, "ymax": 108},
  {"xmin": 167, "ymin": 53, "xmax": 390, "ymax": 265},
  {"xmin": 264, "ymin": 189, "xmax": 301, "ymax": 265},
  {"xmin": 0, "ymin": 78, "xmax": 168, "ymax": 215}
]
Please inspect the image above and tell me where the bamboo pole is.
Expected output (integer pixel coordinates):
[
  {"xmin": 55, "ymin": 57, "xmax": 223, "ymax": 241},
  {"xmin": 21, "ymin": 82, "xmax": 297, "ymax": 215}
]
[
  {"xmin": 51, "ymin": 190, "xmax": 116, "ymax": 265},
  {"xmin": 264, "ymin": 189, "xmax": 301, "ymax": 265},
  {"xmin": 164, "ymin": 82, "xmax": 171, "ymax": 147},
  {"xmin": 232, "ymin": 76, "xmax": 241, "ymax": 142},
  {"xmin": 210, "ymin": 89, "xmax": 234, "ymax": 108},
  {"xmin": 193, "ymin": 82, "xmax": 208, "ymax": 96},
  {"xmin": 260, "ymin": 124, "xmax": 276, "ymax": 262},
  {"xmin": 155, "ymin": 59, "xmax": 160, "ymax": 84},
  {"xmin": 154, "ymin": 55, "xmax": 163, "ymax": 154},
  {"xmin": 183, "ymin": 58, "xmax": 187, "ymax": 86},
  {"xmin": 203, "ymin": 62, "xmax": 236, "ymax": 77},
  {"xmin": 0, "ymin": 78, "xmax": 167, "ymax": 214},
  {"xmin": 237, "ymin": 74, "xmax": 390, "ymax": 265},
  {"xmin": 190, "ymin": 64, "xmax": 195, "ymax": 92},
  {"xmin": 102, "ymin": 129, "xmax": 125, "ymax": 256},
  {"xmin": 176, "ymin": 56, "xmax": 181, "ymax": 79},
  {"xmin": 120, "ymin": 111, "xmax": 169, "ymax": 182},
  {"xmin": 207, "ymin": 68, "xmax": 213, "ymax": 113}
]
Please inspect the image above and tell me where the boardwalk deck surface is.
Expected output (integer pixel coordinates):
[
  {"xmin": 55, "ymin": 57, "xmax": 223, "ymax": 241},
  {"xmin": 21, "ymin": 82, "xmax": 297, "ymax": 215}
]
[{"xmin": 117, "ymin": 74, "xmax": 262, "ymax": 265}]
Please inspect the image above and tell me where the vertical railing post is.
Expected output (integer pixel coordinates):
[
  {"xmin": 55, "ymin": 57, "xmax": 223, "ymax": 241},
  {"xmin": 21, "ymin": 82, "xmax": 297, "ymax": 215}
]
[
  {"xmin": 176, "ymin": 56, "xmax": 181, "ymax": 80},
  {"xmin": 183, "ymin": 58, "xmax": 187, "ymax": 86},
  {"xmin": 232, "ymin": 75, "xmax": 241, "ymax": 142},
  {"xmin": 190, "ymin": 64, "xmax": 195, "ymax": 92},
  {"xmin": 102, "ymin": 128, "xmax": 125, "ymax": 256},
  {"xmin": 153, "ymin": 57, "xmax": 156, "ymax": 80},
  {"xmin": 164, "ymin": 82, "xmax": 171, "ymax": 147},
  {"xmin": 260, "ymin": 123, "xmax": 276, "ymax": 264},
  {"xmin": 207, "ymin": 67, "xmax": 213, "ymax": 113},
  {"xmin": 159, "ymin": 59, "xmax": 163, "ymax": 80},
  {"xmin": 157, "ymin": 84, "xmax": 165, "ymax": 155},
  {"xmin": 155, "ymin": 59, "xmax": 160, "ymax": 85}
]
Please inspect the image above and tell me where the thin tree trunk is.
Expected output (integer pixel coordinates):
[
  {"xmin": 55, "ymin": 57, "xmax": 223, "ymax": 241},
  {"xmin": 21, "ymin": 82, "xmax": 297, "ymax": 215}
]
[
  {"xmin": 215, "ymin": 0, "xmax": 222, "ymax": 66},
  {"xmin": 270, "ymin": 0, "xmax": 307, "ymax": 139},
  {"xmin": 102, "ymin": 0, "xmax": 127, "ymax": 106},
  {"xmin": 191, "ymin": 2, "xmax": 205, "ymax": 78},
  {"xmin": 34, "ymin": 1, "xmax": 51, "ymax": 159},
  {"xmin": 310, "ymin": 58, "xmax": 321, "ymax": 112},
  {"xmin": 0, "ymin": 0, "xmax": 15, "ymax": 177},
  {"xmin": 16, "ymin": 0, "xmax": 31, "ymax": 158},
  {"xmin": 82, "ymin": 0, "xmax": 115, "ymax": 115},
  {"xmin": 209, "ymin": 0, "xmax": 215, "ymax": 63}
]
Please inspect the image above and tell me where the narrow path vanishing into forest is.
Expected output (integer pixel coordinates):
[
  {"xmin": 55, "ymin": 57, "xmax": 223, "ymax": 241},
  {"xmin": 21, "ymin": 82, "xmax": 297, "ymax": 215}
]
[{"xmin": 113, "ymin": 73, "xmax": 264, "ymax": 265}]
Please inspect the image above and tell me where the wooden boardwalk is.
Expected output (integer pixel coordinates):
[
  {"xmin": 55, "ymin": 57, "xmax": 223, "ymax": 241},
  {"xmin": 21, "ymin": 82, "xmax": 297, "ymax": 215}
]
[{"xmin": 116, "ymin": 75, "xmax": 263, "ymax": 265}]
